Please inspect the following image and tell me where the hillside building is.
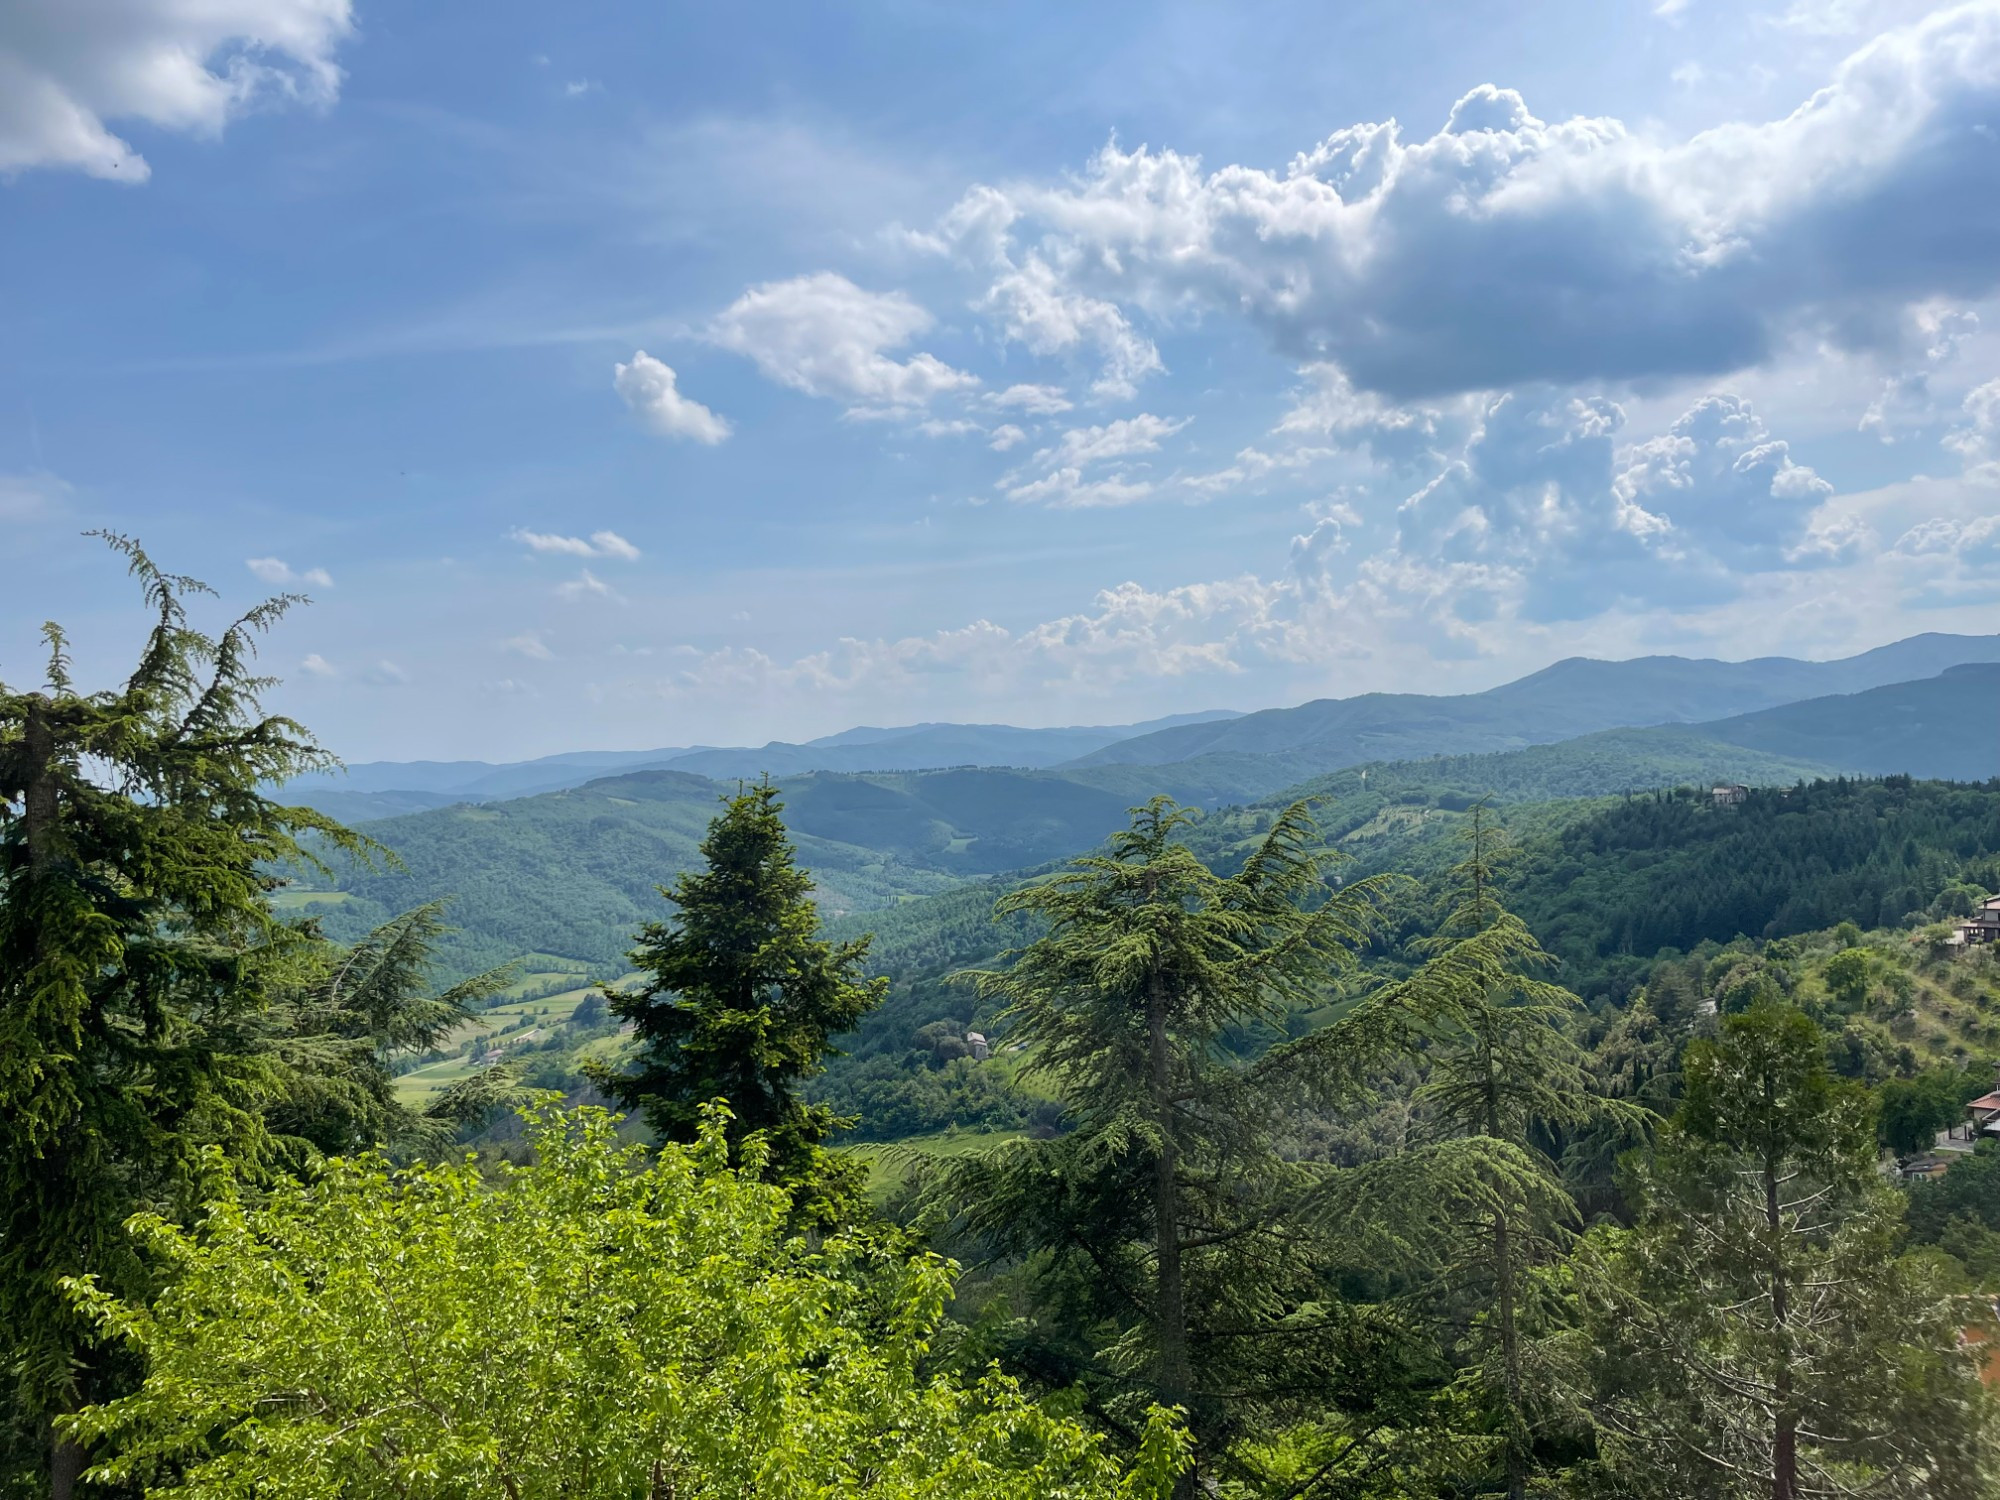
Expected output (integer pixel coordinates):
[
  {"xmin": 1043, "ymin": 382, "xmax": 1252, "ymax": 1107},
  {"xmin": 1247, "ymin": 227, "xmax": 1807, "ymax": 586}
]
[
  {"xmin": 1711, "ymin": 783, "xmax": 1750, "ymax": 807},
  {"xmin": 1948, "ymin": 896, "xmax": 2000, "ymax": 951}
]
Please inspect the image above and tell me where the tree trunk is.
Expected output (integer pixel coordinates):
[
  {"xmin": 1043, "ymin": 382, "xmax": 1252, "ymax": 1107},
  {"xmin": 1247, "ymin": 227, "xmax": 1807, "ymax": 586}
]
[
  {"xmin": 1148, "ymin": 975, "xmax": 1188, "ymax": 1404},
  {"xmin": 23, "ymin": 696, "xmax": 58, "ymax": 874},
  {"xmin": 1147, "ymin": 972, "xmax": 1193, "ymax": 1500},
  {"xmin": 1494, "ymin": 1207, "xmax": 1526, "ymax": 1500},
  {"xmin": 1766, "ymin": 1151, "xmax": 1796, "ymax": 1500},
  {"xmin": 50, "ymin": 1434, "xmax": 83, "ymax": 1500},
  {"xmin": 1485, "ymin": 1025, "xmax": 1527, "ymax": 1500}
]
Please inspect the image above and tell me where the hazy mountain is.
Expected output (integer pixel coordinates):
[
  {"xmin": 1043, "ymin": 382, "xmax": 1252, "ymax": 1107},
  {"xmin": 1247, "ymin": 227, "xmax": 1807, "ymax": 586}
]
[
  {"xmin": 1693, "ymin": 663, "xmax": 2000, "ymax": 780},
  {"xmin": 1068, "ymin": 633, "xmax": 2000, "ymax": 769},
  {"xmin": 282, "ymin": 710, "xmax": 1241, "ymax": 810}
]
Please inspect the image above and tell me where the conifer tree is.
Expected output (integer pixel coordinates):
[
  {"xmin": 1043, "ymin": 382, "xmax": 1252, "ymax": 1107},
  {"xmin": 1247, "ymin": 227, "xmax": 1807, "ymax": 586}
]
[
  {"xmin": 940, "ymin": 797, "xmax": 1398, "ymax": 1490},
  {"xmin": 1412, "ymin": 806, "xmax": 1636, "ymax": 1499},
  {"xmin": 1572, "ymin": 1002, "xmax": 1997, "ymax": 1498},
  {"xmin": 0, "ymin": 535, "xmax": 358, "ymax": 1498},
  {"xmin": 597, "ymin": 781, "xmax": 885, "ymax": 1197}
]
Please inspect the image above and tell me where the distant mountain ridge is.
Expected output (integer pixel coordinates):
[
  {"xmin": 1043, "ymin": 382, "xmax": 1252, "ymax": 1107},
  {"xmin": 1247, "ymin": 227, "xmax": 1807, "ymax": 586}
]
[
  {"xmin": 1065, "ymin": 632, "xmax": 2000, "ymax": 770},
  {"xmin": 286, "ymin": 709, "xmax": 1243, "ymax": 805}
]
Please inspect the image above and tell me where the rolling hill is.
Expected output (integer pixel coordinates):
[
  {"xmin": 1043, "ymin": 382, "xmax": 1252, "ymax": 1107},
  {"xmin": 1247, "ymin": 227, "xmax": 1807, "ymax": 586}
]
[
  {"xmin": 1693, "ymin": 663, "xmax": 2000, "ymax": 780},
  {"xmin": 1067, "ymin": 632, "xmax": 2000, "ymax": 769},
  {"xmin": 285, "ymin": 709, "xmax": 1241, "ymax": 806}
]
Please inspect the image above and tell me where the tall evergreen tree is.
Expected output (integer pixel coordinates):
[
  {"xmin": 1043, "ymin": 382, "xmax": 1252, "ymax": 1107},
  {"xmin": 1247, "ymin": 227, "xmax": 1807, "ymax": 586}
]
[
  {"xmin": 1571, "ymin": 1002, "xmax": 1997, "ymax": 1499},
  {"xmin": 0, "ymin": 536, "xmax": 357, "ymax": 1498},
  {"xmin": 939, "ymin": 798, "xmax": 1407, "ymax": 1492},
  {"xmin": 1412, "ymin": 806, "xmax": 1637, "ymax": 1499},
  {"xmin": 596, "ymin": 782, "xmax": 885, "ymax": 1197}
]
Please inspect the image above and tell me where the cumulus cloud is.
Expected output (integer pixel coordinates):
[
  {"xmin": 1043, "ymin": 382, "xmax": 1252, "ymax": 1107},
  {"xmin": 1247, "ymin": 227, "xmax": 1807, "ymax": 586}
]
[
  {"xmin": 1858, "ymin": 305, "xmax": 1979, "ymax": 439},
  {"xmin": 298, "ymin": 652, "xmax": 336, "ymax": 678},
  {"xmin": 915, "ymin": 418, "xmax": 983, "ymax": 438},
  {"xmin": 613, "ymin": 352, "xmax": 732, "ymax": 444},
  {"xmin": 916, "ymin": 7, "xmax": 2000, "ymax": 398},
  {"xmin": 988, "ymin": 424, "xmax": 1027, "ymax": 451},
  {"xmin": 1389, "ymin": 390, "xmax": 1847, "ymax": 621},
  {"xmin": 0, "ymin": 0, "xmax": 354, "ymax": 182},
  {"xmin": 246, "ymin": 556, "xmax": 333, "ymax": 588},
  {"xmin": 709, "ymin": 272, "xmax": 977, "ymax": 411},
  {"xmin": 508, "ymin": 528, "xmax": 641, "ymax": 560},
  {"xmin": 364, "ymin": 660, "xmax": 410, "ymax": 686},
  {"xmin": 1945, "ymin": 377, "xmax": 2000, "ymax": 481}
]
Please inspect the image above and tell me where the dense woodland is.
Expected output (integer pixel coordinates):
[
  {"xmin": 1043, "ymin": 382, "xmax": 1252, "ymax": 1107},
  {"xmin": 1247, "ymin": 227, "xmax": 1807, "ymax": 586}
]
[{"xmin": 7, "ymin": 550, "xmax": 2000, "ymax": 1499}]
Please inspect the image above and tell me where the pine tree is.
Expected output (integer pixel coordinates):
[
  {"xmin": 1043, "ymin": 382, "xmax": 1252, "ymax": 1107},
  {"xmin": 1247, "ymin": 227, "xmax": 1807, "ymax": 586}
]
[
  {"xmin": 939, "ymin": 797, "xmax": 1401, "ymax": 1490},
  {"xmin": 1412, "ymin": 805, "xmax": 1634, "ymax": 1499},
  {"xmin": 257, "ymin": 902, "xmax": 521, "ymax": 1163},
  {"xmin": 1572, "ymin": 1002, "xmax": 1997, "ymax": 1498},
  {"xmin": 596, "ymin": 782, "xmax": 885, "ymax": 1197},
  {"xmin": 0, "ymin": 535, "xmax": 359, "ymax": 1498}
]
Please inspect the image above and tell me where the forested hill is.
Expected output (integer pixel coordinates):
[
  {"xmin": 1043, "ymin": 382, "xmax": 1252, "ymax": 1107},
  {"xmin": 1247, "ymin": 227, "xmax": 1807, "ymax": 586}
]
[
  {"xmin": 295, "ymin": 725, "xmax": 1845, "ymax": 984},
  {"xmin": 1487, "ymin": 777, "xmax": 2000, "ymax": 999},
  {"xmin": 815, "ymin": 777, "xmax": 2000, "ymax": 1100},
  {"xmin": 1693, "ymin": 663, "xmax": 2000, "ymax": 779}
]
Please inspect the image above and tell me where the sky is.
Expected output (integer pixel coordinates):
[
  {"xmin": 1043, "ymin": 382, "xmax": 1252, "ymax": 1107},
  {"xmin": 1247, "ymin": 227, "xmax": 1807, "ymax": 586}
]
[{"xmin": 3, "ymin": 0, "xmax": 2000, "ymax": 762}]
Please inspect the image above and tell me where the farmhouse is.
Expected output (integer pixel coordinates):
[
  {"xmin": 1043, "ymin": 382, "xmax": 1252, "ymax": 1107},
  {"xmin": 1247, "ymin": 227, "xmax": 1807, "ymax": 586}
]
[
  {"xmin": 1711, "ymin": 783, "xmax": 1749, "ymax": 807},
  {"xmin": 1947, "ymin": 896, "xmax": 2000, "ymax": 951}
]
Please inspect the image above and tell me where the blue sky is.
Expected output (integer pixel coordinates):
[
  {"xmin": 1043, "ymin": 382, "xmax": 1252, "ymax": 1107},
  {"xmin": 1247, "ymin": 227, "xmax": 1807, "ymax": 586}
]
[{"xmin": 4, "ymin": 0, "xmax": 1999, "ymax": 761}]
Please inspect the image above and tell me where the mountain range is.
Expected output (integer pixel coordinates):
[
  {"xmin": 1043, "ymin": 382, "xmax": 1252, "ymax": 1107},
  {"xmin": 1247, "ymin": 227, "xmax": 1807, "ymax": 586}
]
[
  {"xmin": 287, "ymin": 644, "xmax": 2000, "ymax": 984},
  {"xmin": 1067, "ymin": 632, "xmax": 2000, "ymax": 768}
]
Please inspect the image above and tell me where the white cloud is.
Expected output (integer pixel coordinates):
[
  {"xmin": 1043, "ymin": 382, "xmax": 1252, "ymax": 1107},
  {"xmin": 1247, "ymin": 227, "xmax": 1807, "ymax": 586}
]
[
  {"xmin": 915, "ymin": 418, "xmax": 983, "ymax": 438},
  {"xmin": 1003, "ymin": 468, "xmax": 1156, "ymax": 508},
  {"xmin": 1183, "ymin": 444, "xmax": 1336, "ymax": 497},
  {"xmin": 989, "ymin": 424, "xmax": 1027, "ymax": 451},
  {"xmin": 508, "ymin": 528, "xmax": 642, "ymax": 560},
  {"xmin": 916, "ymin": 7, "xmax": 2000, "ymax": 399},
  {"xmin": 1945, "ymin": 377, "xmax": 2000, "ymax": 482},
  {"xmin": 246, "ymin": 556, "xmax": 333, "ymax": 588},
  {"xmin": 365, "ymin": 660, "xmax": 410, "ymax": 686},
  {"xmin": 612, "ymin": 351, "xmax": 732, "ymax": 444},
  {"xmin": 557, "ymin": 568, "xmax": 620, "ymax": 602},
  {"xmin": 1385, "ymin": 390, "xmax": 1849, "ymax": 623},
  {"xmin": 298, "ymin": 652, "xmax": 336, "ymax": 678},
  {"xmin": 984, "ymin": 383, "xmax": 1074, "ymax": 415},
  {"xmin": 0, "ymin": 0, "xmax": 354, "ymax": 182},
  {"xmin": 1037, "ymin": 413, "xmax": 1190, "ymax": 469},
  {"xmin": 708, "ymin": 272, "xmax": 977, "ymax": 411},
  {"xmin": 501, "ymin": 631, "xmax": 555, "ymax": 660}
]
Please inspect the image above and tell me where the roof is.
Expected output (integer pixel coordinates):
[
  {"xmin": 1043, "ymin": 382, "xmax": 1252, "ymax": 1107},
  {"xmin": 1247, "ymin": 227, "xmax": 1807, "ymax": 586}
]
[{"xmin": 1971, "ymin": 1092, "xmax": 2000, "ymax": 1113}]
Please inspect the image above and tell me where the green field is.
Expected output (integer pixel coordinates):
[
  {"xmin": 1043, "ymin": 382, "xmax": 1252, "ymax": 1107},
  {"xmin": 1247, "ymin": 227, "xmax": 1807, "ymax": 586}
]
[{"xmin": 840, "ymin": 1126, "xmax": 1029, "ymax": 1205}]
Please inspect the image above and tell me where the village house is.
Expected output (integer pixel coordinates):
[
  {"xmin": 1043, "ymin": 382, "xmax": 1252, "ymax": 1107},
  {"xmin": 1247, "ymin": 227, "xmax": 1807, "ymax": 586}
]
[
  {"xmin": 1929, "ymin": 1069, "xmax": 2000, "ymax": 1164},
  {"xmin": 965, "ymin": 1031, "xmax": 991, "ymax": 1061},
  {"xmin": 1711, "ymin": 783, "xmax": 1750, "ymax": 807},
  {"xmin": 1947, "ymin": 895, "xmax": 2000, "ymax": 951}
]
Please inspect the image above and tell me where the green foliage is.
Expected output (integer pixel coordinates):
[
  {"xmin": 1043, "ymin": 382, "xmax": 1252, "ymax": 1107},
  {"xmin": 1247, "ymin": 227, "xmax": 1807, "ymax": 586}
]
[
  {"xmin": 256, "ymin": 902, "xmax": 523, "ymax": 1162},
  {"xmin": 596, "ymin": 783, "xmax": 887, "ymax": 1198},
  {"xmin": 1494, "ymin": 779, "xmax": 2000, "ymax": 1000},
  {"xmin": 1571, "ymin": 1003, "xmax": 1997, "ymax": 1497},
  {"xmin": 0, "ymin": 536, "xmax": 362, "ymax": 1470},
  {"xmin": 1878, "ymin": 1065, "xmax": 1987, "ymax": 1156},
  {"xmin": 63, "ymin": 1105, "xmax": 1188, "ymax": 1500}
]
